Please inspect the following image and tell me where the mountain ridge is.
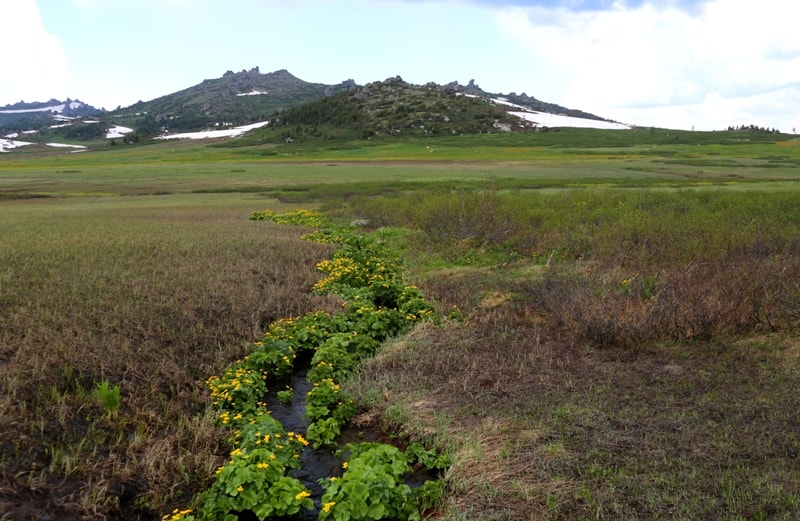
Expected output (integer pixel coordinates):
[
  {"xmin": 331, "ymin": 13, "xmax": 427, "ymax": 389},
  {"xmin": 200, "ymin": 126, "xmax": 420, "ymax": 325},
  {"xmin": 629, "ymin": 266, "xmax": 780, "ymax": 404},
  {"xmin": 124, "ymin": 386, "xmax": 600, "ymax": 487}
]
[
  {"xmin": 260, "ymin": 74, "xmax": 628, "ymax": 144},
  {"xmin": 1, "ymin": 68, "xmax": 626, "ymax": 142},
  {"xmin": 109, "ymin": 67, "xmax": 359, "ymax": 136},
  {"xmin": 0, "ymin": 98, "xmax": 104, "ymax": 130}
]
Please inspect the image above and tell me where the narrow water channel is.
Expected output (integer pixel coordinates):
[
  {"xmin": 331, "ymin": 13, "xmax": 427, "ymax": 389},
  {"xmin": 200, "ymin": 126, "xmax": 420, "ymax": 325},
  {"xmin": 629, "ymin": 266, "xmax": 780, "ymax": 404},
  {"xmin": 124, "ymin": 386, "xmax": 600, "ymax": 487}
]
[{"xmin": 257, "ymin": 364, "xmax": 434, "ymax": 520}]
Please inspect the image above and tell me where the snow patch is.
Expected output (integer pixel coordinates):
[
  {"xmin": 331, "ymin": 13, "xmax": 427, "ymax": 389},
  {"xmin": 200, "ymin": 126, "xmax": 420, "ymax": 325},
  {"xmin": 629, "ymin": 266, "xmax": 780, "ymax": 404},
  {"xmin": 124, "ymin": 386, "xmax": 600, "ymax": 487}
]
[
  {"xmin": 1, "ymin": 138, "xmax": 87, "ymax": 152},
  {"xmin": 491, "ymin": 97, "xmax": 630, "ymax": 129},
  {"xmin": 490, "ymin": 97, "xmax": 531, "ymax": 111},
  {"xmin": 0, "ymin": 101, "xmax": 83, "ymax": 115},
  {"xmin": 0, "ymin": 106, "xmax": 55, "ymax": 114},
  {"xmin": 106, "ymin": 125, "xmax": 134, "ymax": 139},
  {"xmin": 509, "ymin": 110, "xmax": 631, "ymax": 130},
  {"xmin": 155, "ymin": 121, "xmax": 269, "ymax": 140},
  {"xmin": 46, "ymin": 142, "xmax": 87, "ymax": 149},
  {"xmin": 0, "ymin": 138, "xmax": 34, "ymax": 152},
  {"xmin": 457, "ymin": 94, "xmax": 631, "ymax": 130},
  {"xmin": 237, "ymin": 90, "xmax": 268, "ymax": 96}
]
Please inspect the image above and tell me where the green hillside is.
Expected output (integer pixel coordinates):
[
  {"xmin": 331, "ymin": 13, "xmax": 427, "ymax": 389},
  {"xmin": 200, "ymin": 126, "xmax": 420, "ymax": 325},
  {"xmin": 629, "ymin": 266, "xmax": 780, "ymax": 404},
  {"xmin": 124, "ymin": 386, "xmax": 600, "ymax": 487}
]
[{"xmin": 105, "ymin": 68, "xmax": 357, "ymax": 136}]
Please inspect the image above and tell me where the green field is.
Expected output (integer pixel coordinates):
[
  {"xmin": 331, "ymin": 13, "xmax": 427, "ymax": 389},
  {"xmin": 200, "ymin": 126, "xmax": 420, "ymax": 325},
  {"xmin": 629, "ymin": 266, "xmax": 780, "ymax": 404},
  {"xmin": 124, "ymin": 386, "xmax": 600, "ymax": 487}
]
[{"xmin": 2, "ymin": 130, "xmax": 800, "ymax": 520}]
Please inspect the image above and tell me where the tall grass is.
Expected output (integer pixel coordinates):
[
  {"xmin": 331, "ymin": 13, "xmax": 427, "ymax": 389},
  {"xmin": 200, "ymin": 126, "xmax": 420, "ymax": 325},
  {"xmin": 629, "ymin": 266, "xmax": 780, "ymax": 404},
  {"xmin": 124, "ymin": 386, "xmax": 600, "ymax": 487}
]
[
  {"xmin": 343, "ymin": 187, "xmax": 800, "ymax": 520},
  {"xmin": 3, "ymin": 134, "xmax": 799, "ymax": 519},
  {"xmin": 0, "ymin": 194, "xmax": 337, "ymax": 519},
  {"xmin": 340, "ymin": 188, "xmax": 800, "ymax": 344},
  {"xmin": 338, "ymin": 188, "xmax": 800, "ymax": 265}
]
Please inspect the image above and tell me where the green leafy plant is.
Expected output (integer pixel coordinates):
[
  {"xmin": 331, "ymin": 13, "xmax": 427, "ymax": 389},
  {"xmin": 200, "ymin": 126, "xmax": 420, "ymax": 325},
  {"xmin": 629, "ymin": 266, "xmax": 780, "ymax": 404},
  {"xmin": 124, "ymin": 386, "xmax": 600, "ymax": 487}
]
[
  {"xmin": 307, "ymin": 332, "xmax": 378, "ymax": 382},
  {"xmin": 276, "ymin": 387, "xmax": 293, "ymax": 405},
  {"xmin": 243, "ymin": 337, "xmax": 298, "ymax": 379},
  {"xmin": 198, "ymin": 415, "xmax": 313, "ymax": 520},
  {"xmin": 206, "ymin": 363, "xmax": 267, "ymax": 419},
  {"xmin": 319, "ymin": 443, "xmax": 419, "ymax": 521},
  {"xmin": 262, "ymin": 311, "xmax": 338, "ymax": 352},
  {"xmin": 305, "ymin": 378, "xmax": 343, "ymax": 422},
  {"xmin": 306, "ymin": 417, "xmax": 342, "ymax": 449}
]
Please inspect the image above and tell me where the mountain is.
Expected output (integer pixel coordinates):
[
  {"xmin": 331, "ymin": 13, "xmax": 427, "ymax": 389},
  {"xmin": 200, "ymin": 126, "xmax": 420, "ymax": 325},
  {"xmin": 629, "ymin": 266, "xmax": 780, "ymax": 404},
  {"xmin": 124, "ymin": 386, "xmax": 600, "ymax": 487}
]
[
  {"xmin": 450, "ymin": 78, "xmax": 606, "ymax": 122},
  {"xmin": 0, "ymin": 98, "xmax": 104, "ymax": 131},
  {"xmin": 262, "ymin": 75, "xmax": 628, "ymax": 142},
  {"xmin": 108, "ymin": 67, "xmax": 358, "ymax": 136},
  {"xmin": 1, "ymin": 69, "xmax": 627, "ymax": 148}
]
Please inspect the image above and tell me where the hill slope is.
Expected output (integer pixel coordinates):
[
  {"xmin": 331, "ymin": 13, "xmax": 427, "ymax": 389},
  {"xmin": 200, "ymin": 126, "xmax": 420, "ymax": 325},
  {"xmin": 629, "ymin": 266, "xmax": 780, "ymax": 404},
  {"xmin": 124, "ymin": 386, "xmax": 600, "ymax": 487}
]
[
  {"xmin": 109, "ymin": 68, "xmax": 358, "ymax": 136},
  {"xmin": 1, "ymin": 70, "xmax": 628, "ymax": 149},
  {"xmin": 0, "ymin": 99, "xmax": 104, "ymax": 131},
  {"xmin": 261, "ymin": 76, "xmax": 627, "ymax": 142}
]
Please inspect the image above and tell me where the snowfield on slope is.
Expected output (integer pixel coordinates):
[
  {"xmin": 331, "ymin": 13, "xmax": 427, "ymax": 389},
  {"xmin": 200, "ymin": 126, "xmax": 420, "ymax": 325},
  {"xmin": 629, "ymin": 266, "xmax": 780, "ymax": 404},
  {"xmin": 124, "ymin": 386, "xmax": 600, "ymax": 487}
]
[
  {"xmin": 106, "ymin": 125, "xmax": 134, "ymax": 139},
  {"xmin": 457, "ymin": 94, "xmax": 631, "ymax": 130},
  {"xmin": 509, "ymin": 110, "xmax": 631, "ymax": 130},
  {"xmin": 46, "ymin": 142, "xmax": 87, "ymax": 149},
  {"xmin": 1, "ymin": 138, "xmax": 87, "ymax": 153},
  {"xmin": 155, "ymin": 121, "xmax": 269, "ymax": 140},
  {"xmin": 0, "ymin": 138, "xmax": 33, "ymax": 152},
  {"xmin": 0, "ymin": 101, "xmax": 84, "ymax": 114},
  {"xmin": 484, "ymin": 96, "xmax": 630, "ymax": 130}
]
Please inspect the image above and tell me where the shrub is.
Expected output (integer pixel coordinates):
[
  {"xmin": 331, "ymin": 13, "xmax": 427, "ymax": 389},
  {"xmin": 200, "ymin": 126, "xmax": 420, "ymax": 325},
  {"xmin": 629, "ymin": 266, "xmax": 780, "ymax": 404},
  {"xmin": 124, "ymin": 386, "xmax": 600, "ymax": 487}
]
[{"xmin": 526, "ymin": 253, "xmax": 800, "ymax": 348}]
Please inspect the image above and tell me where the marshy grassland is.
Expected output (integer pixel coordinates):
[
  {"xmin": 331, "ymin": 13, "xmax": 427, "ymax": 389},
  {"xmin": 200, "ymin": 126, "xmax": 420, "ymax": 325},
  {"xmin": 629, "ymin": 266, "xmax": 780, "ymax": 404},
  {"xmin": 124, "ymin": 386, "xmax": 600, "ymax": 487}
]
[
  {"xmin": 2, "ymin": 130, "xmax": 800, "ymax": 520},
  {"xmin": 0, "ymin": 194, "xmax": 338, "ymax": 518}
]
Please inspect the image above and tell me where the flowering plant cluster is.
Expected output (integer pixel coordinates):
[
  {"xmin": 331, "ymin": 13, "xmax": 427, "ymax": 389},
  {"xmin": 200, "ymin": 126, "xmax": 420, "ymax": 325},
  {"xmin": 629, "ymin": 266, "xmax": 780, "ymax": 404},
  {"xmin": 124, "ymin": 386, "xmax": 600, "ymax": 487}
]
[
  {"xmin": 165, "ymin": 210, "xmax": 447, "ymax": 521},
  {"xmin": 207, "ymin": 364, "xmax": 267, "ymax": 419},
  {"xmin": 249, "ymin": 208, "xmax": 331, "ymax": 228},
  {"xmin": 298, "ymin": 228, "xmax": 440, "ymax": 450},
  {"xmin": 312, "ymin": 233, "xmax": 405, "ymax": 306},
  {"xmin": 197, "ymin": 413, "xmax": 313, "ymax": 520},
  {"xmin": 319, "ymin": 442, "xmax": 449, "ymax": 521},
  {"xmin": 164, "ymin": 412, "xmax": 314, "ymax": 521}
]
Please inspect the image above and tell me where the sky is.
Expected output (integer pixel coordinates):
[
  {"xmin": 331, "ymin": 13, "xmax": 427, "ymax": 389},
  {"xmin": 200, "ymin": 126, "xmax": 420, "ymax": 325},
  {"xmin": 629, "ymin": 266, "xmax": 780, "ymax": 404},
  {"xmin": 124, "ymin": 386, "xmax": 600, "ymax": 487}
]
[{"xmin": 3, "ymin": 0, "xmax": 799, "ymax": 132}]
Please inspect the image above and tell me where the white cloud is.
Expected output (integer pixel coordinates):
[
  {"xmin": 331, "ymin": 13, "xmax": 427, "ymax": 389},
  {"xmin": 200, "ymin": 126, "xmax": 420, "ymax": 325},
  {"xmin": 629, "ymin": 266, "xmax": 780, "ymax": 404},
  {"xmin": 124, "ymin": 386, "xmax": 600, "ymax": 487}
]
[
  {"xmin": 496, "ymin": 0, "xmax": 800, "ymax": 130},
  {"xmin": 69, "ymin": 0, "xmax": 200, "ymax": 9},
  {"xmin": 608, "ymin": 86, "xmax": 800, "ymax": 131},
  {"xmin": 0, "ymin": 0, "xmax": 70, "ymax": 105}
]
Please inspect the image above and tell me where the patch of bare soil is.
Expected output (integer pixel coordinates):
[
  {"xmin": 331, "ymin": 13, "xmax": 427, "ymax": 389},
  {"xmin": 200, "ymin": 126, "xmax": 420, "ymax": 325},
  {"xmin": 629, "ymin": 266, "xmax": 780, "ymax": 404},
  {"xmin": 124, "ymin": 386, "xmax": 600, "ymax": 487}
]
[{"xmin": 0, "ymin": 471, "xmax": 83, "ymax": 521}]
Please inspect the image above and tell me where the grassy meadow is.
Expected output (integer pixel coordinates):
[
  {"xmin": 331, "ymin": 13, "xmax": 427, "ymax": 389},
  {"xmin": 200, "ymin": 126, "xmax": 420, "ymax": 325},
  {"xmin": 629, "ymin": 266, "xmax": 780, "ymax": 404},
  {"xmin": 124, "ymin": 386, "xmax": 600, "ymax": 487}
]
[
  {"xmin": 0, "ymin": 194, "xmax": 340, "ymax": 519},
  {"xmin": 2, "ymin": 129, "xmax": 800, "ymax": 520}
]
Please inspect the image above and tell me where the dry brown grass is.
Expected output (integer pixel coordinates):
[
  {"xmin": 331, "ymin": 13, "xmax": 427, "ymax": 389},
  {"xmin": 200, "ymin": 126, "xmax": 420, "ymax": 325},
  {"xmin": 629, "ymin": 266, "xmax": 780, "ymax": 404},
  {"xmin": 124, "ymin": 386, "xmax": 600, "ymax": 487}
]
[
  {"xmin": 349, "ymin": 268, "xmax": 800, "ymax": 520},
  {"xmin": 0, "ymin": 195, "xmax": 338, "ymax": 519},
  {"xmin": 527, "ymin": 253, "xmax": 800, "ymax": 348}
]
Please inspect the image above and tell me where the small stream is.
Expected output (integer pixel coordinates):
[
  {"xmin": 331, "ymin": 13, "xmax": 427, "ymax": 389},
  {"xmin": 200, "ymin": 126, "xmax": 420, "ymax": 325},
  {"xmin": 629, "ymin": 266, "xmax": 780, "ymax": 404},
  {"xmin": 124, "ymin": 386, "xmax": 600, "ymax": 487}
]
[{"xmin": 257, "ymin": 365, "xmax": 433, "ymax": 520}]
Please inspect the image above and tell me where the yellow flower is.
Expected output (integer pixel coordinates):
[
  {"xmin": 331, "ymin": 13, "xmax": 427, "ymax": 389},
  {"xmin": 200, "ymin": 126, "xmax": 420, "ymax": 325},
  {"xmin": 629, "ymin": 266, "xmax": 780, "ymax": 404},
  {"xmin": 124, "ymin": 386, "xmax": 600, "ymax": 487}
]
[
  {"xmin": 322, "ymin": 501, "xmax": 336, "ymax": 513},
  {"xmin": 342, "ymin": 461, "xmax": 348, "ymax": 469},
  {"xmin": 236, "ymin": 485, "xmax": 244, "ymax": 492},
  {"xmin": 295, "ymin": 490, "xmax": 311, "ymax": 500}
]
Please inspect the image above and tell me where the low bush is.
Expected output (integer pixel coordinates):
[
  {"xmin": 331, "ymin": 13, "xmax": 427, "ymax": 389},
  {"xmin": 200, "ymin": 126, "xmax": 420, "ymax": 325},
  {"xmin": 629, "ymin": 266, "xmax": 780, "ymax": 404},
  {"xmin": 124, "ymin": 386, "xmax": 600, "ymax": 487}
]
[
  {"xmin": 335, "ymin": 188, "xmax": 800, "ymax": 269},
  {"xmin": 525, "ymin": 252, "xmax": 800, "ymax": 348}
]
